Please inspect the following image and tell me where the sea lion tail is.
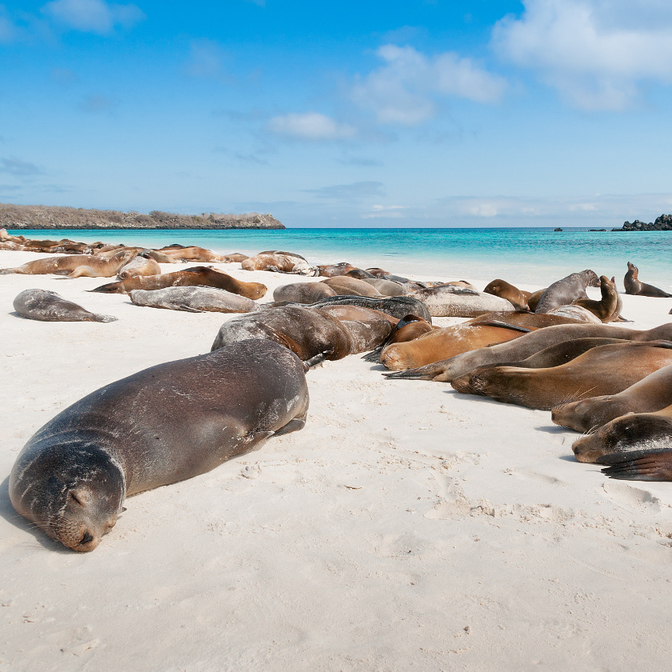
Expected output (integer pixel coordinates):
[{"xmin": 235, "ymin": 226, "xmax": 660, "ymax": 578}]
[
  {"xmin": 89, "ymin": 282, "xmax": 121, "ymax": 293},
  {"xmin": 598, "ymin": 450, "xmax": 672, "ymax": 481}
]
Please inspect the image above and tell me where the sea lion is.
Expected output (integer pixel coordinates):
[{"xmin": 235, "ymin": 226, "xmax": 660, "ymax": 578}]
[
  {"xmin": 405, "ymin": 285, "xmax": 515, "ymax": 317},
  {"xmin": 359, "ymin": 277, "xmax": 406, "ymax": 297},
  {"xmin": 12, "ymin": 289, "xmax": 117, "ymax": 323},
  {"xmin": 534, "ymin": 270, "xmax": 600, "ymax": 313},
  {"xmin": 572, "ymin": 403, "xmax": 672, "ymax": 465},
  {"xmin": 526, "ymin": 288, "xmax": 545, "ymax": 312},
  {"xmin": 466, "ymin": 311, "xmax": 587, "ymax": 329},
  {"xmin": 546, "ymin": 305, "xmax": 601, "ymax": 324},
  {"xmin": 385, "ymin": 323, "xmax": 672, "ymax": 382},
  {"xmin": 211, "ymin": 306, "xmax": 353, "ymax": 363},
  {"xmin": 379, "ymin": 322, "xmax": 532, "ymax": 371},
  {"xmin": 624, "ymin": 261, "xmax": 671, "ymax": 297},
  {"xmin": 321, "ymin": 276, "xmax": 383, "ymax": 297},
  {"xmin": 117, "ymin": 254, "xmax": 162, "ymax": 280},
  {"xmin": 0, "ymin": 250, "xmax": 137, "ymax": 278},
  {"xmin": 91, "ymin": 266, "xmax": 267, "ymax": 300},
  {"xmin": 552, "ymin": 363, "xmax": 672, "ymax": 433},
  {"xmin": 241, "ymin": 251, "xmax": 317, "ymax": 275},
  {"xmin": 305, "ymin": 295, "xmax": 432, "ymax": 323},
  {"xmin": 9, "ymin": 340, "xmax": 309, "ymax": 551},
  {"xmin": 315, "ymin": 305, "xmax": 397, "ymax": 353},
  {"xmin": 573, "ymin": 275, "xmax": 621, "ymax": 322},
  {"xmin": 362, "ymin": 315, "xmax": 434, "ymax": 363},
  {"xmin": 317, "ymin": 262, "xmax": 358, "ymax": 277},
  {"xmin": 450, "ymin": 341, "xmax": 672, "ymax": 411},
  {"xmin": 221, "ymin": 253, "xmax": 249, "ymax": 263},
  {"xmin": 483, "ymin": 279, "xmax": 530, "ymax": 311},
  {"xmin": 155, "ymin": 246, "xmax": 227, "ymax": 263},
  {"xmin": 345, "ymin": 269, "xmax": 375, "ymax": 279},
  {"xmin": 129, "ymin": 287, "xmax": 258, "ymax": 313},
  {"xmin": 273, "ymin": 282, "xmax": 338, "ymax": 304}
]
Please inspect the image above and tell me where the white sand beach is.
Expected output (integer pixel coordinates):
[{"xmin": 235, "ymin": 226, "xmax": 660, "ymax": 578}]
[{"xmin": 2, "ymin": 249, "xmax": 672, "ymax": 671}]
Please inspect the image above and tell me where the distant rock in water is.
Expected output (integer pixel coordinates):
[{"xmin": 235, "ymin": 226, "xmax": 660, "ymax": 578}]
[
  {"xmin": 0, "ymin": 203, "xmax": 285, "ymax": 230},
  {"xmin": 617, "ymin": 214, "xmax": 672, "ymax": 231},
  {"xmin": 554, "ymin": 228, "xmax": 563, "ymax": 232}
]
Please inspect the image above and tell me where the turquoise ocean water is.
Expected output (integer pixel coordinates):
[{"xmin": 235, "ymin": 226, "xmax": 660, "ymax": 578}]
[{"xmin": 9, "ymin": 227, "xmax": 672, "ymax": 289}]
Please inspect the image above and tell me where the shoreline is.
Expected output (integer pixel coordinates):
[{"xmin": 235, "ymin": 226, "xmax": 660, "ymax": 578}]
[{"xmin": 2, "ymin": 248, "xmax": 672, "ymax": 670}]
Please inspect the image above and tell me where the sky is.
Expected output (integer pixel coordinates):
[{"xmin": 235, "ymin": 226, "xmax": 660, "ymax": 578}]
[{"xmin": 1, "ymin": 0, "xmax": 671, "ymax": 228}]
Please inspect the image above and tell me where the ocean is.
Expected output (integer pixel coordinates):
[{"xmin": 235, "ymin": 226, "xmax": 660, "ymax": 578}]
[{"xmin": 9, "ymin": 227, "xmax": 672, "ymax": 289}]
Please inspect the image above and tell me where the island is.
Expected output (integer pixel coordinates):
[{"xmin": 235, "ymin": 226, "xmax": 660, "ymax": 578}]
[
  {"xmin": 0, "ymin": 203, "xmax": 285, "ymax": 230},
  {"xmin": 616, "ymin": 213, "xmax": 672, "ymax": 231}
]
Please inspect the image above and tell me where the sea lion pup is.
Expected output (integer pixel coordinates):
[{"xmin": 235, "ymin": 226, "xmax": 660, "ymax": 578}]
[
  {"xmin": 153, "ymin": 246, "xmax": 227, "ymax": 263},
  {"xmin": 129, "ymin": 287, "xmax": 258, "ymax": 313},
  {"xmin": 385, "ymin": 322, "xmax": 672, "ymax": 382},
  {"xmin": 380, "ymin": 322, "xmax": 533, "ymax": 371},
  {"xmin": 572, "ymin": 404, "xmax": 672, "ymax": 465},
  {"xmin": 9, "ymin": 340, "xmax": 309, "ymax": 552},
  {"xmin": 552, "ymin": 363, "xmax": 672, "ymax": 433},
  {"xmin": 241, "ymin": 250, "xmax": 317, "ymax": 275},
  {"xmin": 572, "ymin": 275, "xmax": 621, "ymax": 322},
  {"xmin": 362, "ymin": 315, "xmax": 434, "ymax": 363},
  {"xmin": 116, "ymin": 254, "xmax": 162, "ymax": 280},
  {"xmin": 13, "ymin": 289, "xmax": 117, "ymax": 323},
  {"xmin": 0, "ymin": 249, "xmax": 137, "ymax": 278},
  {"xmin": 321, "ymin": 276, "xmax": 383, "ymax": 297},
  {"xmin": 211, "ymin": 306, "xmax": 353, "ymax": 362},
  {"xmin": 221, "ymin": 252, "xmax": 248, "ymax": 263},
  {"xmin": 450, "ymin": 341, "xmax": 672, "ymax": 411},
  {"xmin": 273, "ymin": 282, "xmax": 338, "ymax": 304},
  {"xmin": 317, "ymin": 262, "xmax": 358, "ymax": 277},
  {"xmin": 91, "ymin": 266, "xmax": 267, "ymax": 300},
  {"xmin": 483, "ymin": 279, "xmax": 531, "ymax": 311},
  {"xmin": 534, "ymin": 269, "xmax": 600, "ymax": 313},
  {"xmin": 624, "ymin": 261, "xmax": 671, "ymax": 297},
  {"xmin": 306, "ymin": 295, "xmax": 432, "ymax": 322},
  {"xmin": 404, "ymin": 284, "xmax": 515, "ymax": 318}
]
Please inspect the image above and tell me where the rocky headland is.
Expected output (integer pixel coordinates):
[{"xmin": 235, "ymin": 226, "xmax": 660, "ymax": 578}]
[
  {"xmin": 0, "ymin": 203, "xmax": 284, "ymax": 230},
  {"xmin": 617, "ymin": 213, "xmax": 672, "ymax": 231}
]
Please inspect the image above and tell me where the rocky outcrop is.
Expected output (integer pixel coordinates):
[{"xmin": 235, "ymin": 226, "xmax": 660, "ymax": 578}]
[
  {"xmin": 618, "ymin": 214, "xmax": 672, "ymax": 231},
  {"xmin": 0, "ymin": 203, "xmax": 285, "ymax": 230}
]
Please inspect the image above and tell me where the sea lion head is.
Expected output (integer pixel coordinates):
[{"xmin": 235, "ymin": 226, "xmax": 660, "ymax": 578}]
[
  {"xmin": 572, "ymin": 413, "xmax": 672, "ymax": 463},
  {"xmin": 9, "ymin": 442, "xmax": 125, "ymax": 552},
  {"xmin": 581, "ymin": 269, "xmax": 601, "ymax": 287}
]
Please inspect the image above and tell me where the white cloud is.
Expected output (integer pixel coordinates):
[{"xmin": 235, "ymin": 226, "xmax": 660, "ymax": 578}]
[
  {"xmin": 184, "ymin": 39, "xmax": 228, "ymax": 80},
  {"xmin": 42, "ymin": 0, "xmax": 144, "ymax": 34},
  {"xmin": 492, "ymin": 0, "xmax": 672, "ymax": 110},
  {"xmin": 362, "ymin": 204, "xmax": 407, "ymax": 219},
  {"xmin": 267, "ymin": 112, "xmax": 356, "ymax": 141},
  {"xmin": 351, "ymin": 44, "xmax": 507, "ymax": 126}
]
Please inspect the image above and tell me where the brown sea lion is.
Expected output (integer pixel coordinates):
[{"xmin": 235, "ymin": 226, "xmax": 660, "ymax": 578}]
[
  {"xmin": 546, "ymin": 305, "xmax": 601, "ymax": 324},
  {"xmin": 552, "ymin": 363, "xmax": 672, "ymax": 433},
  {"xmin": 534, "ymin": 269, "xmax": 600, "ymax": 313},
  {"xmin": 273, "ymin": 282, "xmax": 338, "ymax": 304},
  {"xmin": 405, "ymin": 285, "xmax": 515, "ymax": 317},
  {"xmin": 155, "ymin": 246, "xmax": 227, "ymax": 263},
  {"xmin": 129, "ymin": 287, "xmax": 258, "ymax": 313},
  {"xmin": 9, "ymin": 340, "xmax": 309, "ymax": 551},
  {"xmin": 385, "ymin": 323, "xmax": 672, "ymax": 382},
  {"xmin": 241, "ymin": 251, "xmax": 317, "ymax": 275},
  {"xmin": 380, "ymin": 322, "xmax": 532, "ymax": 371},
  {"xmin": 116, "ymin": 254, "xmax": 162, "ymax": 280},
  {"xmin": 13, "ymin": 289, "xmax": 117, "ymax": 323},
  {"xmin": 317, "ymin": 262, "xmax": 358, "ymax": 277},
  {"xmin": 359, "ymin": 277, "xmax": 406, "ymax": 297},
  {"xmin": 450, "ymin": 341, "xmax": 672, "ymax": 411},
  {"xmin": 362, "ymin": 315, "xmax": 434, "ymax": 363},
  {"xmin": 221, "ymin": 253, "xmax": 249, "ymax": 263},
  {"xmin": 322, "ymin": 276, "xmax": 383, "ymax": 297},
  {"xmin": 624, "ymin": 261, "xmax": 671, "ymax": 297},
  {"xmin": 483, "ymin": 279, "xmax": 531, "ymax": 311},
  {"xmin": 305, "ymin": 295, "xmax": 432, "ymax": 323},
  {"xmin": 572, "ymin": 403, "xmax": 672, "ymax": 465},
  {"xmin": 526, "ymin": 288, "xmax": 545, "ymax": 312},
  {"xmin": 91, "ymin": 266, "xmax": 267, "ymax": 300},
  {"xmin": 573, "ymin": 275, "xmax": 621, "ymax": 322},
  {"xmin": 467, "ymin": 311, "xmax": 587, "ymax": 329},
  {"xmin": 0, "ymin": 250, "xmax": 137, "ymax": 278},
  {"xmin": 315, "ymin": 305, "xmax": 398, "ymax": 353}
]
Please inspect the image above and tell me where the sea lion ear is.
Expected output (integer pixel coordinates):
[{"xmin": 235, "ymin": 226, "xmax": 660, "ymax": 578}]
[{"xmin": 69, "ymin": 487, "xmax": 92, "ymax": 507}]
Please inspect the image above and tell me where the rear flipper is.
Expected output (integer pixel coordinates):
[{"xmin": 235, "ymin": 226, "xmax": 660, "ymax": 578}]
[
  {"xmin": 273, "ymin": 416, "xmax": 307, "ymax": 437},
  {"xmin": 598, "ymin": 449, "xmax": 672, "ymax": 481},
  {"xmin": 384, "ymin": 361, "xmax": 448, "ymax": 381},
  {"xmin": 361, "ymin": 347, "xmax": 382, "ymax": 363}
]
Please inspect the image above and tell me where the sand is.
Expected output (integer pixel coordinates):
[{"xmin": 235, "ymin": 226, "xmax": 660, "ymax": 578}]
[{"xmin": 2, "ymin": 249, "xmax": 672, "ymax": 671}]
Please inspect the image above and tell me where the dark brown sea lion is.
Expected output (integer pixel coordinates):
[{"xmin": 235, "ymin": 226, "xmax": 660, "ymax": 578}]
[
  {"xmin": 315, "ymin": 305, "xmax": 397, "ymax": 353},
  {"xmin": 362, "ymin": 315, "xmax": 434, "ymax": 363},
  {"xmin": 345, "ymin": 269, "xmax": 375, "ymax": 279},
  {"xmin": 9, "ymin": 339, "xmax": 309, "ymax": 551},
  {"xmin": 317, "ymin": 262, "xmax": 358, "ymax": 277},
  {"xmin": 534, "ymin": 269, "xmax": 600, "ymax": 313},
  {"xmin": 450, "ymin": 341, "xmax": 672, "ymax": 410},
  {"xmin": 322, "ymin": 276, "xmax": 383, "ymax": 297},
  {"xmin": 572, "ymin": 403, "xmax": 672, "ymax": 465},
  {"xmin": 91, "ymin": 266, "xmax": 267, "ymax": 300},
  {"xmin": 211, "ymin": 306, "xmax": 353, "ymax": 362},
  {"xmin": 129, "ymin": 287, "xmax": 258, "ymax": 313},
  {"xmin": 273, "ymin": 282, "xmax": 338, "ymax": 304},
  {"xmin": 380, "ymin": 322, "xmax": 532, "ymax": 371},
  {"xmin": 241, "ymin": 251, "xmax": 316, "ymax": 275},
  {"xmin": 386, "ymin": 323, "xmax": 672, "ymax": 382},
  {"xmin": 573, "ymin": 275, "xmax": 621, "ymax": 322},
  {"xmin": 13, "ymin": 289, "xmax": 117, "ymax": 323},
  {"xmin": 624, "ymin": 261, "xmax": 671, "ymax": 297},
  {"xmin": 305, "ymin": 295, "xmax": 432, "ymax": 322},
  {"xmin": 405, "ymin": 284, "xmax": 515, "ymax": 317},
  {"xmin": 0, "ymin": 250, "xmax": 137, "ymax": 278},
  {"xmin": 467, "ymin": 311, "xmax": 587, "ymax": 329},
  {"xmin": 552, "ymin": 363, "xmax": 672, "ymax": 433},
  {"xmin": 526, "ymin": 288, "xmax": 545, "ymax": 312},
  {"xmin": 483, "ymin": 279, "xmax": 530, "ymax": 311}
]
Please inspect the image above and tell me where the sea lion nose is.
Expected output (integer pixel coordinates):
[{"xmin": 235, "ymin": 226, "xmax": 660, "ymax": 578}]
[{"xmin": 80, "ymin": 531, "xmax": 94, "ymax": 546}]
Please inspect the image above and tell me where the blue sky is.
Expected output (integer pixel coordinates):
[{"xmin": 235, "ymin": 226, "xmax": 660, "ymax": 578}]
[{"xmin": 1, "ymin": 0, "xmax": 671, "ymax": 227}]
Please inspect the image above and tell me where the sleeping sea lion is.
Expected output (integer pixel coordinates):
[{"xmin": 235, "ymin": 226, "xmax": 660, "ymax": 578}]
[
  {"xmin": 129, "ymin": 287, "xmax": 258, "ymax": 313},
  {"xmin": 13, "ymin": 289, "xmax": 117, "ymax": 323},
  {"xmin": 0, "ymin": 250, "xmax": 137, "ymax": 278}
]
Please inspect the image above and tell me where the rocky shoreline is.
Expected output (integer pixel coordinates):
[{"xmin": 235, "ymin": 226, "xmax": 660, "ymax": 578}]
[
  {"xmin": 0, "ymin": 203, "xmax": 284, "ymax": 230},
  {"xmin": 617, "ymin": 213, "xmax": 672, "ymax": 231}
]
